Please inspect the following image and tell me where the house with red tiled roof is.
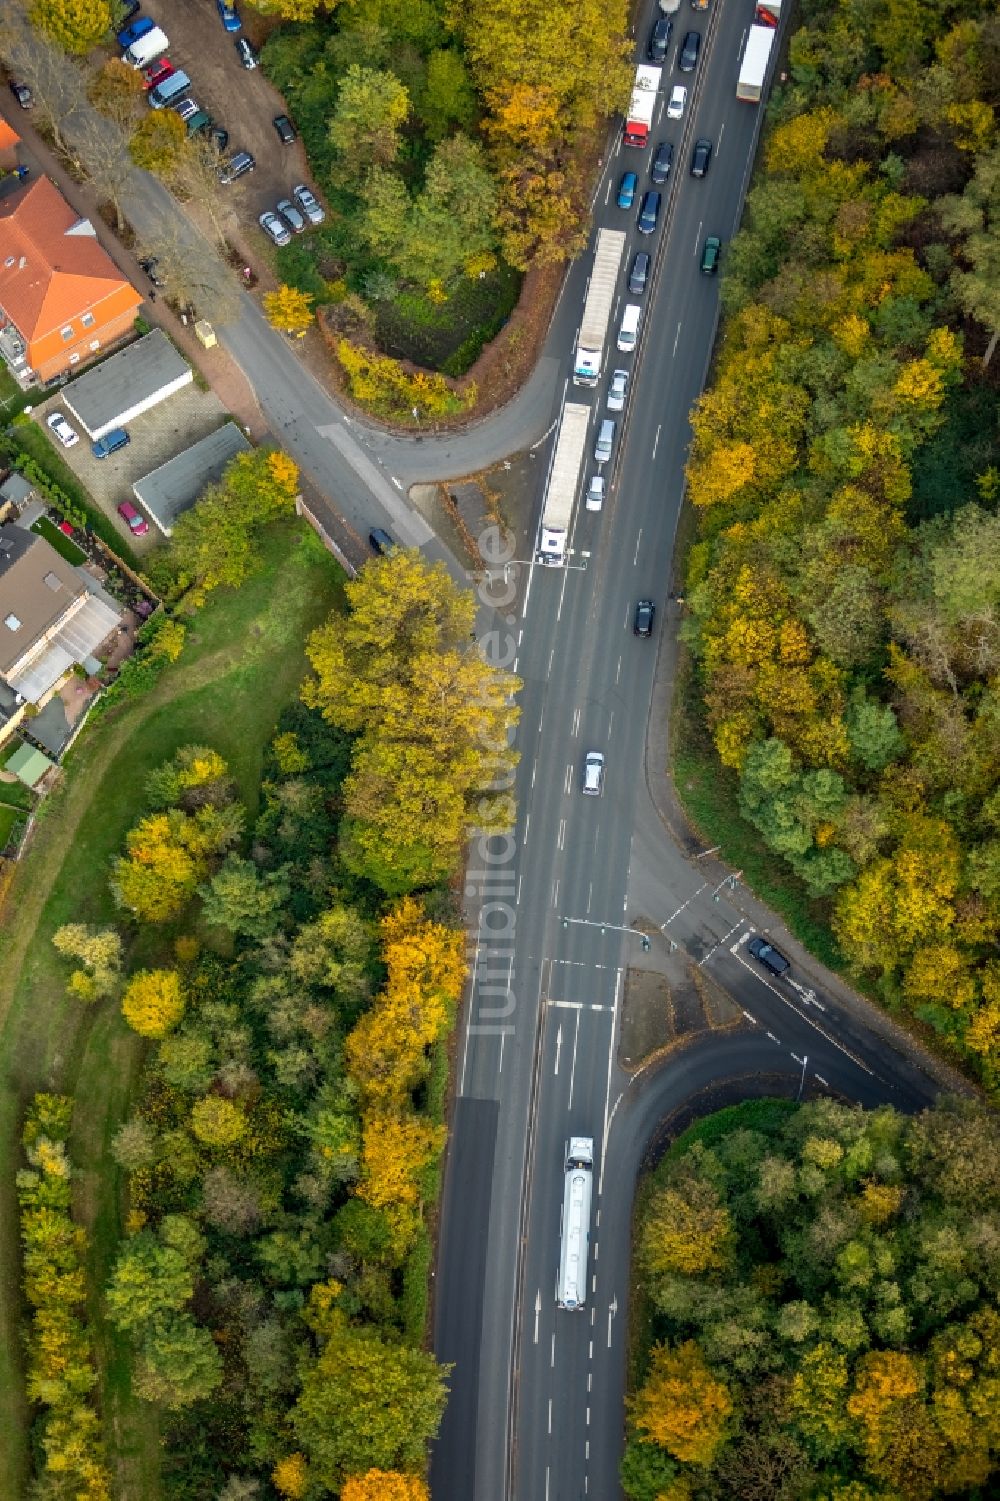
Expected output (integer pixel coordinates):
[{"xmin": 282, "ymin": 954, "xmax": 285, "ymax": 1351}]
[
  {"xmin": 0, "ymin": 120, "xmax": 20, "ymax": 169},
  {"xmin": 0, "ymin": 176, "xmax": 142, "ymax": 387}
]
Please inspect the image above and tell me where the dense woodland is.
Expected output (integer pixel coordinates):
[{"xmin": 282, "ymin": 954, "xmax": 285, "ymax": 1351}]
[
  {"xmin": 623, "ymin": 1096, "xmax": 1000, "ymax": 1501},
  {"xmin": 25, "ymin": 552, "xmax": 519, "ymax": 1498},
  {"xmin": 683, "ymin": 0, "xmax": 1000, "ymax": 1083}
]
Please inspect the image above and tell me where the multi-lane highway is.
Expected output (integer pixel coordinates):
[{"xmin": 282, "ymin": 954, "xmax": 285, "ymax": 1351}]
[{"xmin": 430, "ymin": 2, "xmax": 956, "ymax": 1499}]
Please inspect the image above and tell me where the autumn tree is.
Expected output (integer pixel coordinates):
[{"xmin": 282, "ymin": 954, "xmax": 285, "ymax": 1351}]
[
  {"xmin": 630, "ymin": 1341, "xmax": 733, "ymax": 1465},
  {"xmin": 191, "ymin": 1094, "xmax": 247, "ymax": 1149},
  {"xmin": 111, "ymin": 805, "xmax": 243, "ymax": 921},
  {"xmin": 52, "ymin": 923, "xmax": 122, "ymax": 1003},
  {"xmin": 30, "ymin": 0, "xmax": 111, "ymax": 54},
  {"xmin": 167, "ymin": 449, "xmax": 299, "ymax": 601},
  {"xmin": 263, "ymin": 285, "xmax": 315, "ymax": 335},
  {"xmin": 129, "ymin": 108, "xmax": 188, "ymax": 176},
  {"xmin": 121, "ymin": 969, "xmax": 186, "ymax": 1039},
  {"xmin": 342, "ymin": 1473, "xmax": 429, "ymax": 1501},
  {"xmin": 88, "ymin": 56, "xmax": 145, "ymax": 129},
  {"xmin": 303, "ymin": 550, "xmax": 520, "ymax": 891}
]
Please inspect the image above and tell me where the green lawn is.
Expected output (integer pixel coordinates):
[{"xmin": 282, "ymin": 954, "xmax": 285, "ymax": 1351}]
[
  {"xmin": 31, "ymin": 514, "xmax": 88, "ymax": 566},
  {"xmin": 0, "ymin": 520, "xmax": 345, "ymax": 1497},
  {"xmin": 0, "ymin": 368, "xmax": 32, "ymax": 421},
  {"xmin": 8, "ymin": 423, "xmax": 140, "ymax": 569},
  {"xmin": 0, "ymin": 805, "xmax": 22, "ymax": 851}
]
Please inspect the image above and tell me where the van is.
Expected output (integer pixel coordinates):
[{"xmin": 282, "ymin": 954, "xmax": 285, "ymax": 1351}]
[
  {"xmin": 594, "ymin": 419, "xmax": 616, "ymax": 465},
  {"xmin": 617, "ymin": 303, "xmax": 641, "ymax": 353},
  {"xmin": 124, "ymin": 25, "xmax": 168, "ymax": 67},
  {"xmin": 149, "ymin": 70, "xmax": 190, "ymax": 107},
  {"xmin": 186, "ymin": 110, "xmax": 212, "ymax": 135},
  {"xmin": 218, "ymin": 150, "xmax": 254, "ymax": 183},
  {"xmin": 92, "ymin": 428, "xmax": 130, "ymax": 459}
]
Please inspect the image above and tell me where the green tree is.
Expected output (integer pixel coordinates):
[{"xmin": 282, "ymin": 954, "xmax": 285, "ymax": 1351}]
[
  {"xmin": 938, "ymin": 144, "xmax": 1000, "ymax": 363},
  {"xmin": 134, "ymin": 1314, "xmax": 223, "ymax": 1408},
  {"xmin": 199, "ymin": 855, "xmax": 290, "ymax": 940},
  {"xmin": 395, "ymin": 135, "xmax": 498, "ymax": 287},
  {"xmin": 105, "ymin": 1230, "xmax": 194, "ymax": 1334},
  {"xmin": 328, "ymin": 65, "xmax": 410, "ymax": 183},
  {"xmin": 419, "ymin": 49, "xmax": 476, "ymax": 139},
  {"xmin": 291, "ymin": 1313, "xmax": 448, "ymax": 1487}
]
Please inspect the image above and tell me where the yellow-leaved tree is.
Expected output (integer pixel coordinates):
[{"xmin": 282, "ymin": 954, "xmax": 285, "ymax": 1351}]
[
  {"xmin": 121, "ymin": 970, "xmax": 186, "ymax": 1039},
  {"xmin": 263, "ymin": 286, "xmax": 315, "ymax": 335},
  {"xmin": 342, "ymin": 1473, "xmax": 429, "ymax": 1501},
  {"xmin": 629, "ymin": 1341, "xmax": 733, "ymax": 1464}
]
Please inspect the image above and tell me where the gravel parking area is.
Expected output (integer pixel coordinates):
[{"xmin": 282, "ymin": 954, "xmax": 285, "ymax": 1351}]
[
  {"xmin": 141, "ymin": 0, "xmax": 314, "ymax": 225},
  {"xmin": 35, "ymin": 383, "xmax": 230, "ymax": 552}
]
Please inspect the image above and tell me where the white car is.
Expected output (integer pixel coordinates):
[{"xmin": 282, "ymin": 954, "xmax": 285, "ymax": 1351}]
[
  {"xmin": 585, "ymin": 475, "xmax": 605, "ymax": 512},
  {"xmin": 607, "ymin": 369, "xmax": 629, "ymax": 412},
  {"xmin": 46, "ymin": 411, "xmax": 79, "ymax": 448},
  {"xmin": 582, "ymin": 751, "xmax": 605, "ymax": 796},
  {"xmin": 666, "ymin": 84, "xmax": 688, "ymax": 119}
]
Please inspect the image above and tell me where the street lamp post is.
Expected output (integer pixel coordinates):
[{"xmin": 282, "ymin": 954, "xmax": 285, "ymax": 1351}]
[{"xmin": 562, "ymin": 916, "xmax": 650, "ymax": 951}]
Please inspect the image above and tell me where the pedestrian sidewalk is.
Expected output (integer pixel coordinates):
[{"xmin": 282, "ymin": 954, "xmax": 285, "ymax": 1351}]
[
  {"xmin": 641, "ymin": 596, "xmax": 974, "ymax": 1098},
  {"xmin": 2, "ymin": 106, "xmax": 269, "ymax": 442}
]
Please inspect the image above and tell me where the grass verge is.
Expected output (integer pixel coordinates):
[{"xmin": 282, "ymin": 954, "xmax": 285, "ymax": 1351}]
[
  {"xmin": 31, "ymin": 514, "xmax": 88, "ymax": 565},
  {"xmin": 0, "ymin": 520, "xmax": 345, "ymax": 1497}
]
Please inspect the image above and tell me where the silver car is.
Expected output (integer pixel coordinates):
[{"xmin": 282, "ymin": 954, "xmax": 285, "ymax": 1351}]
[
  {"xmin": 259, "ymin": 209, "xmax": 291, "ymax": 247},
  {"xmin": 607, "ymin": 369, "xmax": 628, "ymax": 412},
  {"xmin": 276, "ymin": 198, "xmax": 306, "ymax": 234},
  {"xmin": 292, "ymin": 183, "xmax": 325, "ymax": 225}
]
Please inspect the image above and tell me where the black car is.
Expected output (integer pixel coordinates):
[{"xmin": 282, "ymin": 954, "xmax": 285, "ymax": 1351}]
[
  {"xmin": 9, "ymin": 81, "xmax": 32, "ymax": 109},
  {"xmin": 209, "ymin": 125, "xmax": 229, "ymax": 153},
  {"xmin": 235, "ymin": 36, "xmax": 258, "ymax": 68},
  {"xmin": 690, "ymin": 137, "xmax": 713, "ymax": 178},
  {"xmin": 647, "ymin": 16, "xmax": 672, "ymax": 61},
  {"xmin": 650, "ymin": 141, "xmax": 674, "ymax": 185},
  {"xmin": 273, "ymin": 113, "xmax": 297, "ymax": 145},
  {"xmin": 628, "ymin": 251, "xmax": 650, "ymax": 295},
  {"xmin": 369, "ymin": 527, "xmax": 395, "ymax": 555},
  {"xmin": 747, "ymin": 936, "xmax": 791, "ymax": 977},
  {"xmin": 634, "ymin": 599, "xmax": 655, "ymax": 637},
  {"xmin": 679, "ymin": 30, "xmax": 701, "ymax": 72},
  {"xmin": 637, "ymin": 190, "xmax": 661, "ymax": 235}
]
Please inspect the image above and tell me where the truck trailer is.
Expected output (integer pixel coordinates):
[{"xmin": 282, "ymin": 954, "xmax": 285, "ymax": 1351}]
[
  {"xmin": 124, "ymin": 25, "xmax": 169, "ymax": 67},
  {"xmin": 557, "ymin": 1138, "xmax": 594, "ymax": 1310},
  {"xmin": 623, "ymin": 64, "xmax": 662, "ymax": 148},
  {"xmin": 572, "ymin": 227, "xmax": 627, "ymax": 387},
  {"xmin": 537, "ymin": 403, "xmax": 590, "ymax": 566},
  {"xmin": 736, "ymin": 1, "xmax": 781, "ymax": 102}
]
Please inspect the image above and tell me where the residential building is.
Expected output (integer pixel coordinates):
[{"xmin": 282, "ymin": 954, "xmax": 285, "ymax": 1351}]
[{"xmin": 0, "ymin": 177, "xmax": 142, "ymax": 387}]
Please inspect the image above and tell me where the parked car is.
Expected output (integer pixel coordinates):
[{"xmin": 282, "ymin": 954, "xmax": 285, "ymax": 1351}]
[
  {"xmin": 117, "ymin": 501, "xmax": 149, "ymax": 536},
  {"xmin": 218, "ymin": 150, "xmax": 254, "ymax": 183},
  {"xmin": 634, "ymin": 599, "xmax": 655, "ymax": 637},
  {"xmin": 369, "ymin": 527, "xmax": 395, "ymax": 554},
  {"xmin": 276, "ymin": 197, "xmax": 306, "ymax": 234},
  {"xmin": 272, "ymin": 113, "xmax": 297, "ymax": 145},
  {"xmin": 617, "ymin": 170, "xmax": 638, "ymax": 209},
  {"xmin": 171, "ymin": 96, "xmax": 201, "ymax": 121},
  {"xmin": 209, "ymin": 125, "xmax": 229, "ymax": 153},
  {"xmin": 142, "ymin": 58, "xmax": 174, "ymax": 89},
  {"xmin": 117, "ymin": 15, "xmax": 153, "ymax": 48},
  {"xmin": 747, "ymin": 935, "xmax": 791, "ymax": 977},
  {"xmin": 216, "ymin": 0, "xmax": 241, "ymax": 31},
  {"xmin": 594, "ymin": 418, "xmax": 616, "ymax": 464},
  {"xmin": 691, "ymin": 0, "xmax": 710, "ymax": 11},
  {"xmin": 259, "ymin": 209, "xmax": 291, "ymax": 246},
  {"xmin": 582, "ymin": 751, "xmax": 605, "ymax": 796},
  {"xmin": 46, "ymin": 412, "xmax": 78, "ymax": 448},
  {"xmin": 186, "ymin": 111, "xmax": 213, "ymax": 136},
  {"xmin": 585, "ymin": 475, "xmax": 605, "ymax": 513},
  {"xmin": 628, "ymin": 251, "xmax": 650, "ymax": 295},
  {"xmin": 690, "ymin": 137, "xmax": 713, "ymax": 177},
  {"xmin": 700, "ymin": 235, "xmax": 721, "ymax": 274},
  {"xmin": 637, "ymin": 190, "xmax": 661, "ymax": 234},
  {"xmin": 234, "ymin": 37, "xmax": 258, "ymax": 68},
  {"xmin": 650, "ymin": 141, "xmax": 674, "ymax": 185},
  {"xmin": 292, "ymin": 183, "xmax": 325, "ymax": 225},
  {"xmin": 666, "ymin": 84, "xmax": 687, "ymax": 119},
  {"xmin": 679, "ymin": 30, "xmax": 701, "ymax": 71},
  {"xmin": 92, "ymin": 428, "xmax": 130, "ymax": 459},
  {"xmin": 9, "ymin": 81, "xmax": 33, "ymax": 109},
  {"xmin": 607, "ymin": 368, "xmax": 629, "ymax": 412},
  {"xmin": 647, "ymin": 16, "xmax": 672, "ymax": 61}
]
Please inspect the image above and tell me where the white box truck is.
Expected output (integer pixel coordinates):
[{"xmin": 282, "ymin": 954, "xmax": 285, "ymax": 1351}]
[
  {"xmin": 572, "ymin": 228, "xmax": 627, "ymax": 387},
  {"xmin": 737, "ymin": 1, "xmax": 782, "ymax": 102},
  {"xmin": 537, "ymin": 403, "xmax": 590, "ymax": 566},
  {"xmin": 124, "ymin": 25, "xmax": 169, "ymax": 67}
]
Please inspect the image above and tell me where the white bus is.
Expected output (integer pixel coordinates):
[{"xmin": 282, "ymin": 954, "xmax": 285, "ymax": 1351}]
[{"xmin": 557, "ymin": 1137, "xmax": 594, "ymax": 1310}]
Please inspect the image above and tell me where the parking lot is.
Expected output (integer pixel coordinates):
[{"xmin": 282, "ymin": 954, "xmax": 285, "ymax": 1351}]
[
  {"xmin": 133, "ymin": 0, "xmax": 315, "ymax": 232},
  {"xmin": 35, "ymin": 384, "xmax": 230, "ymax": 552}
]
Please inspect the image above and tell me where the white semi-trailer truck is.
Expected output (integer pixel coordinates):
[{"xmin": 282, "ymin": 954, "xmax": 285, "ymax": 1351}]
[
  {"xmin": 557, "ymin": 1137, "xmax": 594, "ymax": 1310},
  {"xmin": 537, "ymin": 403, "xmax": 590, "ymax": 566},
  {"xmin": 737, "ymin": 0, "xmax": 782, "ymax": 102},
  {"xmin": 572, "ymin": 228, "xmax": 627, "ymax": 387}
]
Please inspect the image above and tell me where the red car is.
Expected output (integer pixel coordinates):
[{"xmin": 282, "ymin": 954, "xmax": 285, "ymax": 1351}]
[
  {"xmin": 143, "ymin": 58, "xmax": 174, "ymax": 89},
  {"xmin": 57, "ymin": 519, "xmax": 74, "ymax": 537},
  {"xmin": 118, "ymin": 501, "xmax": 149, "ymax": 536}
]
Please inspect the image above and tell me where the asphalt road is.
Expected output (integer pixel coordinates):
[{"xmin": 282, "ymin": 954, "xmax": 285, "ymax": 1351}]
[{"xmin": 429, "ymin": 4, "xmax": 953, "ymax": 1501}]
